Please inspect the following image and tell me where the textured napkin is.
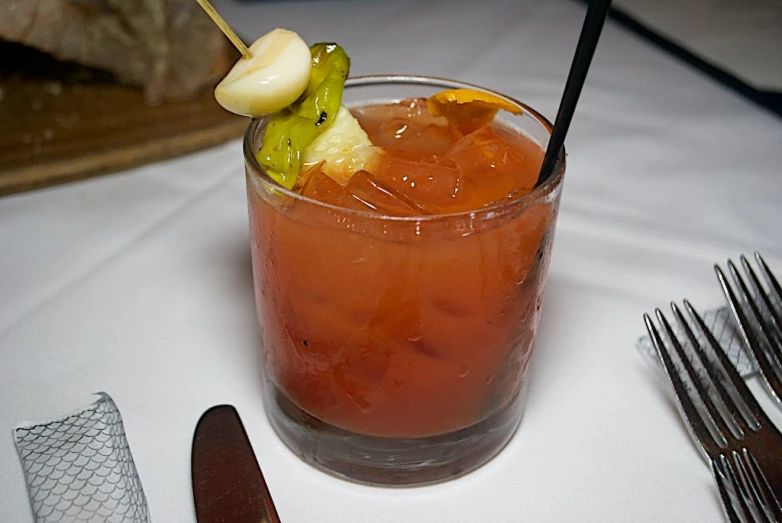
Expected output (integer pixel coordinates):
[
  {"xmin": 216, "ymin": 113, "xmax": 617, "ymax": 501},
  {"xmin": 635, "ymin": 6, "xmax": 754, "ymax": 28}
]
[
  {"xmin": 13, "ymin": 393, "xmax": 150, "ymax": 523},
  {"xmin": 636, "ymin": 306, "xmax": 757, "ymax": 377}
]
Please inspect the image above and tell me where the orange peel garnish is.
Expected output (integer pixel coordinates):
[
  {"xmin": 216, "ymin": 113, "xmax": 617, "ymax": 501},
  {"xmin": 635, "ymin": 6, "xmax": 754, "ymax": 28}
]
[{"xmin": 427, "ymin": 89, "xmax": 522, "ymax": 135}]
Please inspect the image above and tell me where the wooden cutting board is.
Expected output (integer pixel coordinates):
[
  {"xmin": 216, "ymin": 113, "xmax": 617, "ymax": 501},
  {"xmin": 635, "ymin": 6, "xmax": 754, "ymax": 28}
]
[{"xmin": 0, "ymin": 41, "xmax": 248, "ymax": 197}]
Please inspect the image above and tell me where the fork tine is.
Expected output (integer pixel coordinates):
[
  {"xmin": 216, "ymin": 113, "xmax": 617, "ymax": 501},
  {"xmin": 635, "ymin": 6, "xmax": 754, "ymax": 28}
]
[
  {"xmin": 732, "ymin": 452, "xmax": 774, "ymax": 523},
  {"xmin": 733, "ymin": 258, "xmax": 782, "ymax": 353},
  {"xmin": 712, "ymin": 459, "xmax": 745, "ymax": 523},
  {"xmin": 683, "ymin": 299, "xmax": 762, "ymax": 431},
  {"xmin": 644, "ymin": 311, "xmax": 727, "ymax": 452},
  {"xmin": 741, "ymin": 255, "xmax": 782, "ymax": 346},
  {"xmin": 719, "ymin": 262, "xmax": 782, "ymax": 407},
  {"xmin": 713, "ymin": 265, "xmax": 782, "ymax": 415},
  {"xmin": 649, "ymin": 306, "xmax": 782, "ymax": 521},
  {"xmin": 744, "ymin": 450, "xmax": 782, "ymax": 521},
  {"xmin": 755, "ymin": 253, "xmax": 782, "ymax": 309},
  {"xmin": 720, "ymin": 455, "xmax": 760, "ymax": 523},
  {"xmin": 670, "ymin": 302, "xmax": 746, "ymax": 440}
]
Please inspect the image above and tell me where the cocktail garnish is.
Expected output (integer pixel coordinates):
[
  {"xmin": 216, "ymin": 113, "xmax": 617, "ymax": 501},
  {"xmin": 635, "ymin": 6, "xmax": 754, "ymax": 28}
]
[
  {"xmin": 257, "ymin": 43, "xmax": 353, "ymax": 189},
  {"xmin": 197, "ymin": 1, "xmax": 312, "ymax": 119},
  {"xmin": 214, "ymin": 28, "xmax": 312, "ymax": 118},
  {"xmin": 427, "ymin": 89, "xmax": 522, "ymax": 134},
  {"xmin": 301, "ymin": 106, "xmax": 375, "ymax": 186},
  {"xmin": 199, "ymin": 0, "xmax": 526, "ymax": 192}
]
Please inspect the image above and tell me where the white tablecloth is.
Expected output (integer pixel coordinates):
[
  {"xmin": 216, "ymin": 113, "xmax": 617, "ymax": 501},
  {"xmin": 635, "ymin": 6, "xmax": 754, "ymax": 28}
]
[{"xmin": 2, "ymin": 0, "xmax": 781, "ymax": 521}]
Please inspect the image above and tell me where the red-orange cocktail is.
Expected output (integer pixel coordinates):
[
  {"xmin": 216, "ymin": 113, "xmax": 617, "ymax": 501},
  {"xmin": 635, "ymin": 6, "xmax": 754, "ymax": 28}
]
[{"xmin": 245, "ymin": 76, "xmax": 565, "ymax": 485}]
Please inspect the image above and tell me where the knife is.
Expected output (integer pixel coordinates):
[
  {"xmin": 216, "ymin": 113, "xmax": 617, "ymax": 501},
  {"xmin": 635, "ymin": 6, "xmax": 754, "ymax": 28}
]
[{"xmin": 192, "ymin": 405, "xmax": 281, "ymax": 523}]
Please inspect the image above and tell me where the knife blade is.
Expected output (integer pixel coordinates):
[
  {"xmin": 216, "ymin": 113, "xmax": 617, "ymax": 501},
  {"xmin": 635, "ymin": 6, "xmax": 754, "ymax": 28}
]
[{"xmin": 192, "ymin": 405, "xmax": 281, "ymax": 523}]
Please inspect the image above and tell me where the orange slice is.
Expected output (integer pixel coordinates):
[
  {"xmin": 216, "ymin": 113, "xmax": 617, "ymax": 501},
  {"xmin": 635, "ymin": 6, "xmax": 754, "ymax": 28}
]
[{"xmin": 427, "ymin": 89, "xmax": 523, "ymax": 134}]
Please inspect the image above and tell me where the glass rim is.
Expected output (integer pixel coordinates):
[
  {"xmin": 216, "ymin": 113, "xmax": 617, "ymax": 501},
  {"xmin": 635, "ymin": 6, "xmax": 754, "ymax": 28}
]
[{"xmin": 244, "ymin": 74, "xmax": 566, "ymax": 223}]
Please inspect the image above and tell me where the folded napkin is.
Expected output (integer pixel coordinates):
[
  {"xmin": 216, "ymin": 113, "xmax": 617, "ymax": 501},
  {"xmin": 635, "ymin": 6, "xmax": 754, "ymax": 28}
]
[{"xmin": 13, "ymin": 393, "xmax": 150, "ymax": 523}]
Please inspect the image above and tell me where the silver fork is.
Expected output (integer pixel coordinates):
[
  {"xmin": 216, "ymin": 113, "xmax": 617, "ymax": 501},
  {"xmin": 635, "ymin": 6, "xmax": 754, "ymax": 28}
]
[
  {"xmin": 716, "ymin": 253, "xmax": 782, "ymax": 409},
  {"xmin": 643, "ymin": 301, "xmax": 782, "ymax": 521},
  {"xmin": 713, "ymin": 452, "xmax": 782, "ymax": 523}
]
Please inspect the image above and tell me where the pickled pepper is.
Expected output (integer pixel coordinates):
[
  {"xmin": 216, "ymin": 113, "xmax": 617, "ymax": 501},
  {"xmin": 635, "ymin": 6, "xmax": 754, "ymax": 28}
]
[{"xmin": 257, "ymin": 43, "xmax": 350, "ymax": 189}]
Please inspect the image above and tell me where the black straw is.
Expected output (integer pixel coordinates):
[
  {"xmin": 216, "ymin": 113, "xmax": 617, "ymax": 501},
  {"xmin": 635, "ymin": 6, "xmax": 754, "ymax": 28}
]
[{"xmin": 536, "ymin": 0, "xmax": 612, "ymax": 187}]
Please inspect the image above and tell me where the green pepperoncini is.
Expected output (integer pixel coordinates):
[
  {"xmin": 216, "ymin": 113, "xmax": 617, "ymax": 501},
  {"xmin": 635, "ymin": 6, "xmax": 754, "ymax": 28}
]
[{"xmin": 256, "ymin": 43, "xmax": 350, "ymax": 189}]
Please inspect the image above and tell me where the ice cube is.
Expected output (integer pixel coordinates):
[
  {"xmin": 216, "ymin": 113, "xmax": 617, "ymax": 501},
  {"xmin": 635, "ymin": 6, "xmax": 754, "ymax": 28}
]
[
  {"xmin": 492, "ymin": 124, "xmax": 545, "ymax": 172},
  {"xmin": 298, "ymin": 163, "xmax": 346, "ymax": 207},
  {"xmin": 332, "ymin": 348, "xmax": 391, "ymax": 412},
  {"xmin": 446, "ymin": 126, "xmax": 538, "ymax": 192},
  {"xmin": 352, "ymin": 99, "xmax": 462, "ymax": 156},
  {"xmin": 375, "ymin": 118, "xmax": 462, "ymax": 155},
  {"xmin": 297, "ymin": 166, "xmax": 374, "ymax": 214},
  {"xmin": 293, "ymin": 160, "xmax": 325, "ymax": 191},
  {"xmin": 370, "ymin": 149, "xmax": 470, "ymax": 212},
  {"xmin": 345, "ymin": 170, "xmax": 428, "ymax": 217}
]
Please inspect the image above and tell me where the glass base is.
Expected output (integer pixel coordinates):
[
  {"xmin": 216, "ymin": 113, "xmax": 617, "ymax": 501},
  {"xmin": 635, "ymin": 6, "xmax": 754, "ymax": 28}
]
[{"xmin": 264, "ymin": 381, "xmax": 527, "ymax": 486}]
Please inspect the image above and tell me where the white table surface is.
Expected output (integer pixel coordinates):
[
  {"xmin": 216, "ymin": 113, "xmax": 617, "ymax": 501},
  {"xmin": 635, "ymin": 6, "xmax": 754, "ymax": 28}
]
[{"xmin": 2, "ymin": 0, "xmax": 782, "ymax": 521}]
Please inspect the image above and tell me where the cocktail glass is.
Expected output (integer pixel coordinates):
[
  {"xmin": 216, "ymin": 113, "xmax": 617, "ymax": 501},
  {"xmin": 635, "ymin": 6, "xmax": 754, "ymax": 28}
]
[{"xmin": 244, "ymin": 75, "xmax": 566, "ymax": 486}]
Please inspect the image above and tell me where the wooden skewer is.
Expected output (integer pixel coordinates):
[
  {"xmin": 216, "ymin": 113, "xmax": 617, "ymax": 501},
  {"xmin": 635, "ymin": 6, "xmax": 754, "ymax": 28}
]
[{"xmin": 196, "ymin": 0, "xmax": 253, "ymax": 59}]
